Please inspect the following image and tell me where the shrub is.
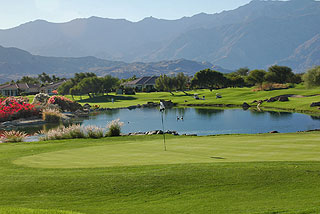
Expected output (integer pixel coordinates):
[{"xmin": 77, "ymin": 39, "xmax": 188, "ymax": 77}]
[
  {"xmin": 32, "ymin": 93, "xmax": 50, "ymax": 106},
  {"xmin": 42, "ymin": 109, "xmax": 62, "ymax": 123},
  {"xmin": 303, "ymin": 66, "xmax": 320, "ymax": 88},
  {"xmin": 0, "ymin": 97, "xmax": 39, "ymax": 122},
  {"xmin": 48, "ymin": 96, "xmax": 82, "ymax": 112},
  {"xmin": 0, "ymin": 130, "xmax": 28, "ymax": 143},
  {"xmin": 106, "ymin": 119, "xmax": 124, "ymax": 137},
  {"xmin": 85, "ymin": 125, "xmax": 104, "ymax": 138}
]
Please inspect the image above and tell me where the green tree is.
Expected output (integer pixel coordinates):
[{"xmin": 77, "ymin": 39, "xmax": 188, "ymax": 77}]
[
  {"xmin": 75, "ymin": 77, "xmax": 102, "ymax": 98},
  {"xmin": 265, "ymin": 65, "xmax": 295, "ymax": 83},
  {"xmin": 247, "ymin": 69, "xmax": 266, "ymax": 86},
  {"xmin": 58, "ymin": 80, "xmax": 74, "ymax": 95},
  {"xmin": 155, "ymin": 75, "xmax": 176, "ymax": 95},
  {"xmin": 38, "ymin": 72, "xmax": 52, "ymax": 84},
  {"xmin": 191, "ymin": 69, "xmax": 226, "ymax": 91},
  {"xmin": 101, "ymin": 75, "xmax": 119, "ymax": 94},
  {"xmin": 226, "ymin": 74, "xmax": 245, "ymax": 88},
  {"xmin": 175, "ymin": 73, "xmax": 189, "ymax": 91},
  {"xmin": 16, "ymin": 76, "xmax": 40, "ymax": 85},
  {"xmin": 303, "ymin": 66, "xmax": 320, "ymax": 88},
  {"xmin": 236, "ymin": 67, "xmax": 250, "ymax": 76}
]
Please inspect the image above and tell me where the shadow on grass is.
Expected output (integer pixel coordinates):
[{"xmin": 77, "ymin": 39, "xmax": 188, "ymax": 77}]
[{"xmin": 77, "ymin": 95, "xmax": 137, "ymax": 104}]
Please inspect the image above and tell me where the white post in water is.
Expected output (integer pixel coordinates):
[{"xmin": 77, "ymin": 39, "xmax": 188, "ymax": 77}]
[{"xmin": 160, "ymin": 101, "xmax": 167, "ymax": 151}]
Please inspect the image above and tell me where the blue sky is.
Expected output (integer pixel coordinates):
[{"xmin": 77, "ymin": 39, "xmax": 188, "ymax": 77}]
[{"xmin": 0, "ymin": 0, "xmax": 253, "ymax": 29}]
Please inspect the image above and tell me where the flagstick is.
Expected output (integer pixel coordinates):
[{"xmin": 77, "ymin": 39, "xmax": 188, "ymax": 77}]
[
  {"xmin": 160, "ymin": 101, "xmax": 167, "ymax": 151},
  {"xmin": 161, "ymin": 110, "xmax": 167, "ymax": 151}
]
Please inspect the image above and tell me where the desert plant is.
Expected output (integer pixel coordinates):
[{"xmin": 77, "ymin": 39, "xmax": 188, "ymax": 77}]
[
  {"xmin": 0, "ymin": 130, "xmax": 28, "ymax": 143},
  {"xmin": 42, "ymin": 109, "xmax": 62, "ymax": 123},
  {"xmin": 106, "ymin": 119, "xmax": 124, "ymax": 137},
  {"xmin": 85, "ymin": 125, "xmax": 104, "ymax": 138}
]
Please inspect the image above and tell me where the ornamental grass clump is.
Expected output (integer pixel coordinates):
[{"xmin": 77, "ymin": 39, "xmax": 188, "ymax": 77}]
[
  {"xmin": 42, "ymin": 109, "xmax": 62, "ymax": 123},
  {"xmin": 85, "ymin": 125, "xmax": 104, "ymax": 139},
  {"xmin": 0, "ymin": 130, "xmax": 28, "ymax": 143},
  {"xmin": 106, "ymin": 119, "xmax": 124, "ymax": 137},
  {"xmin": 39, "ymin": 124, "xmax": 85, "ymax": 141}
]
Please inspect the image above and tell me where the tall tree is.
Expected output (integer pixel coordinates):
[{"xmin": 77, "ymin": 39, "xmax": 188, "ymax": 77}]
[
  {"xmin": 191, "ymin": 69, "xmax": 226, "ymax": 91},
  {"xmin": 247, "ymin": 69, "xmax": 266, "ymax": 86},
  {"xmin": 101, "ymin": 75, "xmax": 119, "ymax": 94},
  {"xmin": 265, "ymin": 65, "xmax": 295, "ymax": 83},
  {"xmin": 303, "ymin": 66, "xmax": 320, "ymax": 88}
]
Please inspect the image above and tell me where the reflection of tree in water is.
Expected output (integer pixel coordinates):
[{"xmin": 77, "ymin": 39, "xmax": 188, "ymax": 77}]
[
  {"xmin": 170, "ymin": 108, "xmax": 188, "ymax": 116},
  {"xmin": 16, "ymin": 122, "xmax": 63, "ymax": 135},
  {"xmin": 311, "ymin": 115, "xmax": 320, "ymax": 120},
  {"xmin": 268, "ymin": 111, "xmax": 292, "ymax": 119},
  {"xmin": 195, "ymin": 108, "xmax": 224, "ymax": 118}
]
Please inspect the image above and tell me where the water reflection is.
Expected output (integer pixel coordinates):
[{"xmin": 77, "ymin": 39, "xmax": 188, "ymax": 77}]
[{"xmin": 195, "ymin": 108, "xmax": 224, "ymax": 118}]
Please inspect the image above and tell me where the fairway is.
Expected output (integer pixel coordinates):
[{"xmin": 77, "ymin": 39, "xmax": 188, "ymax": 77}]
[{"xmin": 14, "ymin": 133, "xmax": 320, "ymax": 168}]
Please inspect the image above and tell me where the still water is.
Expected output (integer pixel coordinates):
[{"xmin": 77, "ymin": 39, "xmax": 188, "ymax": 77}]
[{"xmin": 74, "ymin": 107, "xmax": 320, "ymax": 135}]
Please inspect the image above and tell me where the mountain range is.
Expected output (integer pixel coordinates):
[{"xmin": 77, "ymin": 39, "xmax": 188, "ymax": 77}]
[
  {"xmin": 0, "ymin": 0, "xmax": 319, "ymax": 80},
  {"xmin": 0, "ymin": 45, "xmax": 232, "ymax": 84}
]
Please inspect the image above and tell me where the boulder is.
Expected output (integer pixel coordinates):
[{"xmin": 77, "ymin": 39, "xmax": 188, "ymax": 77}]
[
  {"xmin": 278, "ymin": 96, "xmax": 289, "ymax": 102},
  {"xmin": 310, "ymin": 102, "xmax": 320, "ymax": 107},
  {"xmin": 269, "ymin": 131, "xmax": 279, "ymax": 134},
  {"xmin": 242, "ymin": 102, "xmax": 251, "ymax": 109}
]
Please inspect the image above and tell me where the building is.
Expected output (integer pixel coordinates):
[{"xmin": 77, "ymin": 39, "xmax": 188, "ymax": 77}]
[
  {"xmin": 0, "ymin": 83, "xmax": 39, "ymax": 96},
  {"xmin": 40, "ymin": 80, "xmax": 66, "ymax": 95},
  {"xmin": 123, "ymin": 76, "xmax": 158, "ymax": 92}
]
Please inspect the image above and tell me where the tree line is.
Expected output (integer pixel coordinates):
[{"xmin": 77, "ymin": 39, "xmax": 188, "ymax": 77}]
[{"xmin": 58, "ymin": 73, "xmax": 119, "ymax": 98}]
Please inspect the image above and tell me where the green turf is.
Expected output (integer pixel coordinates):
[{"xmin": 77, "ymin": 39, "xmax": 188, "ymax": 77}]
[
  {"xmin": 1, "ymin": 133, "xmax": 320, "ymax": 213},
  {"xmin": 0, "ymin": 207, "xmax": 83, "ymax": 214},
  {"xmin": 27, "ymin": 85, "xmax": 320, "ymax": 113},
  {"xmin": 14, "ymin": 133, "xmax": 320, "ymax": 168}
]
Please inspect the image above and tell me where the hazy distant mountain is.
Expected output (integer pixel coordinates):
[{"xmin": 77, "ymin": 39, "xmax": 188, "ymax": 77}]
[
  {"xmin": 0, "ymin": 46, "xmax": 230, "ymax": 84},
  {"xmin": 0, "ymin": 0, "xmax": 319, "ymax": 72},
  {"xmin": 277, "ymin": 34, "xmax": 320, "ymax": 72}
]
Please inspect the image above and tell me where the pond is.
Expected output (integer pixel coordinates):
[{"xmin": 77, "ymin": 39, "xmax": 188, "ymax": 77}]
[
  {"xmin": 77, "ymin": 107, "xmax": 319, "ymax": 135},
  {"xmin": 8, "ymin": 107, "xmax": 320, "ymax": 139},
  {"xmin": 12, "ymin": 107, "xmax": 319, "ymax": 138}
]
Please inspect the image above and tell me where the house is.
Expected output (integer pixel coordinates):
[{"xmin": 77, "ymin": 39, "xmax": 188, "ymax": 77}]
[
  {"xmin": 40, "ymin": 80, "xmax": 66, "ymax": 95},
  {"xmin": 0, "ymin": 83, "xmax": 40, "ymax": 96},
  {"xmin": 123, "ymin": 76, "xmax": 158, "ymax": 92}
]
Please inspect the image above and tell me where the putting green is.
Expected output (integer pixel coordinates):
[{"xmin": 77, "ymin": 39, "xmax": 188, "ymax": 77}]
[{"xmin": 14, "ymin": 133, "xmax": 320, "ymax": 169}]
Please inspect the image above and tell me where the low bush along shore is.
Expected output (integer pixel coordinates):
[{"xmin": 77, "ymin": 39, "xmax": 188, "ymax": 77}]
[
  {"xmin": 27, "ymin": 85, "xmax": 320, "ymax": 113},
  {"xmin": 1, "ymin": 132, "xmax": 320, "ymax": 213}
]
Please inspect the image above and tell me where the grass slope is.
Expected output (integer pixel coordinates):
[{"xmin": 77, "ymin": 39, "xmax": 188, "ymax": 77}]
[
  {"xmin": 29, "ymin": 85, "xmax": 318, "ymax": 113},
  {"xmin": 1, "ymin": 133, "xmax": 320, "ymax": 213}
]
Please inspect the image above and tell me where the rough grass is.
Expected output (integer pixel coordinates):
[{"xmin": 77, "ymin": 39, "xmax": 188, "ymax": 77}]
[
  {"xmin": 1, "ymin": 133, "xmax": 320, "ymax": 213},
  {"xmin": 28, "ymin": 85, "xmax": 320, "ymax": 113}
]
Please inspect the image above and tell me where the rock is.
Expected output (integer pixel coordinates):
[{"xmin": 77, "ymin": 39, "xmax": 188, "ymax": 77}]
[
  {"xmin": 251, "ymin": 100, "xmax": 257, "ymax": 104},
  {"xmin": 242, "ymin": 102, "xmax": 251, "ymax": 109},
  {"xmin": 278, "ymin": 96, "xmax": 289, "ymax": 102},
  {"xmin": 269, "ymin": 131, "xmax": 279, "ymax": 134},
  {"xmin": 83, "ymin": 103, "xmax": 91, "ymax": 109},
  {"xmin": 127, "ymin": 105, "xmax": 137, "ymax": 110},
  {"xmin": 310, "ymin": 102, "xmax": 320, "ymax": 107},
  {"xmin": 267, "ymin": 97, "xmax": 278, "ymax": 102}
]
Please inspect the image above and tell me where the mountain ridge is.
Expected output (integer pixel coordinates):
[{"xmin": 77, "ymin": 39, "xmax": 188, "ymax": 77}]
[{"xmin": 0, "ymin": 0, "xmax": 319, "ymax": 72}]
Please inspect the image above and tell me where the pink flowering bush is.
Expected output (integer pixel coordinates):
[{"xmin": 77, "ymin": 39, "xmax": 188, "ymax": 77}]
[
  {"xmin": 48, "ymin": 96, "xmax": 82, "ymax": 112},
  {"xmin": 0, "ymin": 97, "xmax": 40, "ymax": 122}
]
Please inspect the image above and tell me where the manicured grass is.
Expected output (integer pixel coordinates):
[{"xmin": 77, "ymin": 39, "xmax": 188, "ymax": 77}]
[
  {"xmin": 14, "ymin": 133, "xmax": 320, "ymax": 168},
  {"xmin": 27, "ymin": 85, "xmax": 320, "ymax": 113},
  {"xmin": 0, "ymin": 207, "xmax": 82, "ymax": 214},
  {"xmin": 1, "ymin": 133, "xmax": 320, "ymax": 213}
]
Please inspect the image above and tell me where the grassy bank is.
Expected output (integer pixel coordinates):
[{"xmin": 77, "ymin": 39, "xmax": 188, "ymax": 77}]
[
  {"xmin": 47, "ymin": 85, "xmax": 320, "ymax": 113},
  {"xmin": 1, "ymin": 132, "xmax": 320, "ymax": 213}
]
